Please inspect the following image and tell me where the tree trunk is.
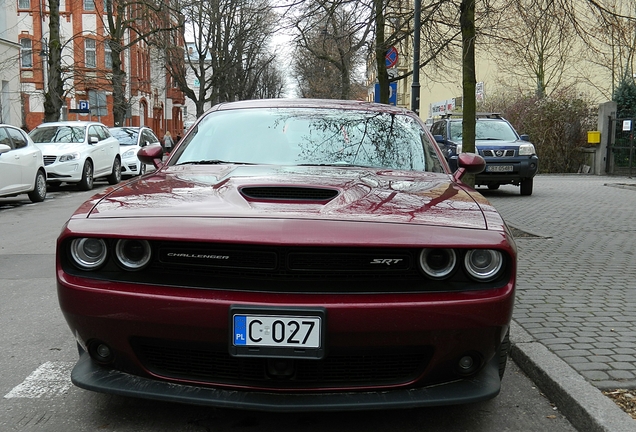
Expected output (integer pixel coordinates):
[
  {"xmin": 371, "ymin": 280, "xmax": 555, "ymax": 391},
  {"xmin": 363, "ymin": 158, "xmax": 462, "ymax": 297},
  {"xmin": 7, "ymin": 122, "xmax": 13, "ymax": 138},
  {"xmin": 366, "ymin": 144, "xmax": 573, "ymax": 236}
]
[
  {"xmin": 110, "ymin": 38, "xmax": 127, "ymax": 126},
  {"xmin": 374, "ymin": 0, "xmax": 389, "ymax": 104},
  {"xmin": 460, "ymin": 0, "xmax": 476, "ymax": 187},
  {"xmin": 43, "ymin": 0, "xmax": 64, "ymax": 122}
]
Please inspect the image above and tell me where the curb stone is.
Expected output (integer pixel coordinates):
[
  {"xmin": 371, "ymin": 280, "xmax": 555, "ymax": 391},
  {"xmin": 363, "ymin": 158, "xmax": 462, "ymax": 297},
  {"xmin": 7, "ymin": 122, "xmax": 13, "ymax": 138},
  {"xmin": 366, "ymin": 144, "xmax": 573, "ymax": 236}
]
[{"xmin": 510, "ymin": 320, "xmax": 636, "ymax": 432}]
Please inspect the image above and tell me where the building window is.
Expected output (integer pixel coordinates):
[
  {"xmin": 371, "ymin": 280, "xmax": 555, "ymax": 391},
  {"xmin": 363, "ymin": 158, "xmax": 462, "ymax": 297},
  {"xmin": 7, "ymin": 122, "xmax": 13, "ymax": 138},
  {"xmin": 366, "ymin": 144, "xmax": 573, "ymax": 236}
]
[
  {"xmin": 20, "ymin": 39, "xmax": 32, "ymax": 68},
  {"xmin": 18, "ymin": 0, "xmax": 30, "ymax": 9},
  {"xmin": 83, "ymin": 0, "xmax": 94, "ymax": 11},
  {"xmin": 104, "ymin": 40, "xmax": 112, "ymax": 69},
  {"xmin": 85, "ymin": 39, "xmax": 96, "ymax": 68}
]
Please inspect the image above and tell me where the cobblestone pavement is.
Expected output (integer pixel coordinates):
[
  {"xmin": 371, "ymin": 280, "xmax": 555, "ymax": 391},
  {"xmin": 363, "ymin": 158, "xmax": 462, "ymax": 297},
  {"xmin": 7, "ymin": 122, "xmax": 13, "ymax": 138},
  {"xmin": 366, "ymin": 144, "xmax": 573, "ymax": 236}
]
[{"xmin": 482, "ymin": 175, "xmax": 636, "ymax": 390}]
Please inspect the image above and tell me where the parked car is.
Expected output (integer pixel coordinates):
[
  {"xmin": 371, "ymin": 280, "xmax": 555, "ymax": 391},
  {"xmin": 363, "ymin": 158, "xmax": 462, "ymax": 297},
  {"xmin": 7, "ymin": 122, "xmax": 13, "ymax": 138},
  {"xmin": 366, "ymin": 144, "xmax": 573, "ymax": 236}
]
[
  {"xmin": 109, "ymin": 127, "xmax": 160, "ymax": 178},
  {"xmin": 57, "ymin": 99, "xmax": 516, "ymax": 411},
  {"xmin": 29, "ymin": 121, "xmax": 121, "ymax": 190},
  {"xmin": 430, "ymin": 113, "xmax": 539, "ymax": 195},
  {"xmin": 0, "ymin": 124, "xmax": 47, "ymax": 202}
]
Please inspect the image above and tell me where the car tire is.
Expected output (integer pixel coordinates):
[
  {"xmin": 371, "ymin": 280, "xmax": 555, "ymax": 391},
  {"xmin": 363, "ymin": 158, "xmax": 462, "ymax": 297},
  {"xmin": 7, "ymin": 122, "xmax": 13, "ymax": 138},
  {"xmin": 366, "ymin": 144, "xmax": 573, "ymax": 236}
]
[
  {"xmin": 139, "ymin": 163, "xmax": 146, "ymax": 176},
  {"xmin": 487, "ymin": 184, "xmax": 500, "ymax": 190},
  {"xmin": 520, "ymin": 178, "xmax": 533, "ymax": 196},
  {"xmin": 499, "ymin": 329, "xmax": 511, "ymax": 379},
  {"xmin": 78, "ymin": 160, "xmax": 94, "ymax": 191},
  {"xmin": 28, "ymin": 170, "xmax": 47, "ymax": 203},
  {"xmin": 107, "ymin": 157, "xmax": 122, "ymax": 185}
]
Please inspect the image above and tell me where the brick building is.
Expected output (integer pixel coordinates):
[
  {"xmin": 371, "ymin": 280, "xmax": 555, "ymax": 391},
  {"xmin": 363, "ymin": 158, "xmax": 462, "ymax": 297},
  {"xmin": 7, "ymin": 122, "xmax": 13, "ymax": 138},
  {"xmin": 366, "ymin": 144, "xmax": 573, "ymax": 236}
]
[{"xmin": 14, "ymin": 0, "xmax": 184, "ymax": 136}]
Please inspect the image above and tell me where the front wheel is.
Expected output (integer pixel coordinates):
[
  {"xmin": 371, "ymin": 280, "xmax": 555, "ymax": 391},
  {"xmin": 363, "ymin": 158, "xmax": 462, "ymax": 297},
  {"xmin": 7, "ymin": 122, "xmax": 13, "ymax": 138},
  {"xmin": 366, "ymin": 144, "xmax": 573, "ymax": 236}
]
[
  {"xmin": 78, "ymin": 160, "xmax": 94, "ymax": 191},
  {"xmin": 520, "ymin": 178, "xmax": 533, "ymax": 196},
  {"xmin": 107, "ymin": 157, "xmax": 122, "ymax": 185},
  {"xmin": 28, "ymin": 170, "xmax": 47, "ymax": 202}
]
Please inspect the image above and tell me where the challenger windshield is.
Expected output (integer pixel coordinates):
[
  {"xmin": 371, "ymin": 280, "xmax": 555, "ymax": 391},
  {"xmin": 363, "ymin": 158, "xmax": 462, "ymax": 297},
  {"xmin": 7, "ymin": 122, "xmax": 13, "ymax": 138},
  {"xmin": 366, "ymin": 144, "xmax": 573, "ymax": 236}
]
[{"xmin": 171, "ymin": 108, "xmax": 444, "ymax": 172}]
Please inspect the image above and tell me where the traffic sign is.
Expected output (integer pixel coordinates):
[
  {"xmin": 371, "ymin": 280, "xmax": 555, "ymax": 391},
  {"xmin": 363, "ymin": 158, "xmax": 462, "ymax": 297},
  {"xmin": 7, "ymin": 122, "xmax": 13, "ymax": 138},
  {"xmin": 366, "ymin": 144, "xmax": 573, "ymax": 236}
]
[
  {"xmin": 79, "ymin": 100, "xmax": 89, "ymax": 111},
  {"xmin": 385, "ymin": 46, "xmax": 398, "ymax": 69}
]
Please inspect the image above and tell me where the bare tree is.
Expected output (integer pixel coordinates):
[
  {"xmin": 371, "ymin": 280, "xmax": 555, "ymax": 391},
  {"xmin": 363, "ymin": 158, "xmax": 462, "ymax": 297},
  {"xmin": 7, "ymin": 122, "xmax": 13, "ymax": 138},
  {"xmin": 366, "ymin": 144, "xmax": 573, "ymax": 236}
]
[
  {"xmin": 104, "ymin": 0, "xmax": 183, "ymax": 126},
  {"xmin": 164, "ymin": 0, "xmax": 281, "ymax": 118},
  {"xmin": 289, "ymin": 0, "xmax": 373, "ymax": 100},
  {"xmin": 43, "ymin": 0, "xmax": 65, "ymax": 122}
]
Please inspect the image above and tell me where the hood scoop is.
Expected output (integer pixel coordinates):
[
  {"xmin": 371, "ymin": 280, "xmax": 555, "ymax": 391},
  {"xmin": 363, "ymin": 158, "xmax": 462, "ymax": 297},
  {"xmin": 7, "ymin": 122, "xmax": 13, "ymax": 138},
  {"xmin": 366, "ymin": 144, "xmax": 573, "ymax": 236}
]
[{"xmin": 240, "ymin": 186, "xmax": 339, "ymax": 202}]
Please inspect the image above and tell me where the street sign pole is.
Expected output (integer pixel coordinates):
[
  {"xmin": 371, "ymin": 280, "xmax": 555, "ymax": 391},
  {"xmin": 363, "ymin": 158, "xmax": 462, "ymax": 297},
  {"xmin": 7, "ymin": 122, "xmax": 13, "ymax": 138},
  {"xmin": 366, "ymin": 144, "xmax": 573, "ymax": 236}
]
[{"xmin": 411, "ymin": 0, "xmax": 421, "ymax": 115}]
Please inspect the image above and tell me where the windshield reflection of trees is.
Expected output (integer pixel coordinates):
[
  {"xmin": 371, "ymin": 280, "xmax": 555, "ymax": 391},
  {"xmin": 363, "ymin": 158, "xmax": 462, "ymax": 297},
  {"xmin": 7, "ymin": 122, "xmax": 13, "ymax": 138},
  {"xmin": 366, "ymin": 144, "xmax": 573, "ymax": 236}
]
[
  {"xmin": 30, "ymin": 126, "xmax": 85, "ymax": 144},
  {"xmin": 290, "ymin": 112, "xmax": 426, "ymax": 170},
  {"xmin": 177, "ymin": 109, "xmax": 443, "ymax": 173}
]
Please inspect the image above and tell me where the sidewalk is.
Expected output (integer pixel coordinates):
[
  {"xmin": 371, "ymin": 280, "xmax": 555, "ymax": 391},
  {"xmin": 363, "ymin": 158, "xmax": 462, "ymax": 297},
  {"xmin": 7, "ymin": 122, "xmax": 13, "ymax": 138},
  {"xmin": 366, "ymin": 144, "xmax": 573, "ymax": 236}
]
[{"xmin": 484, "ymin": 175, "xmax": 636, "ymax": 431}]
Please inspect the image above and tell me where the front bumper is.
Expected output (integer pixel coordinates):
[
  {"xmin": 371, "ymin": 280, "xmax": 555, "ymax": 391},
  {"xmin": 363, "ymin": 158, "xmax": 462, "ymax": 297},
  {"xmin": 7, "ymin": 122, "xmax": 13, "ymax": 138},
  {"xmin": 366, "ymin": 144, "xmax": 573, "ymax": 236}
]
[
  {"xmin": 121, "ymin": 156, "xmax": 141, "ymax": 176},
  {"xmin": 476, "ymin": 155, "xmax": 539, "ymax": 185},
  {"xmin": 72, "ymin": 349, "xmax": 502, "ymax": 411},
  {"xmin": 45, "ymin": 160, "xmax": 83, "ymax": 182}
]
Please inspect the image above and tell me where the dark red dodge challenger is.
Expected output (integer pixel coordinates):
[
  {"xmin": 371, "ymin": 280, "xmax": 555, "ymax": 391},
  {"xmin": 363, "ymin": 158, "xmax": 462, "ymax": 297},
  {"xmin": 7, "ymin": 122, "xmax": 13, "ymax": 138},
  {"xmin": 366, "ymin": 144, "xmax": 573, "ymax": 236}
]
[{"xmin": 57, "ymin": 99, "xmax": 516, "ymax": 411}]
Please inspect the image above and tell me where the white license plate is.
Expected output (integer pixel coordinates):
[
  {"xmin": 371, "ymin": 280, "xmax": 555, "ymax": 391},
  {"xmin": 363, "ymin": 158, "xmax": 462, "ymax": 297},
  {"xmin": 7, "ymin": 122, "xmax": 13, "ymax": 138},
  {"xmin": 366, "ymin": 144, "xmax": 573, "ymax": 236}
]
[
  {"xmin": 233, "ymin": 314, "xmax": 321, "ymax": 348},
  {"xmin": 486, "ymin": 165, "xmax": 514, "ymax": 172}
]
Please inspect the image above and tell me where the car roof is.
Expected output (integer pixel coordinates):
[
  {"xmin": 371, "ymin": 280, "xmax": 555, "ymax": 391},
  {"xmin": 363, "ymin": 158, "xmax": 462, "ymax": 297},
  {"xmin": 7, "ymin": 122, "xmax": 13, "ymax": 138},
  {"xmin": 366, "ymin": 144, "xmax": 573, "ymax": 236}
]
[
  {"xmin": 34, "ymin": 121, "xmax": 105, "ymax": 128},
  {"xmin": 210, "ymin": 98, "xmax": 415, "ymax": 116}
]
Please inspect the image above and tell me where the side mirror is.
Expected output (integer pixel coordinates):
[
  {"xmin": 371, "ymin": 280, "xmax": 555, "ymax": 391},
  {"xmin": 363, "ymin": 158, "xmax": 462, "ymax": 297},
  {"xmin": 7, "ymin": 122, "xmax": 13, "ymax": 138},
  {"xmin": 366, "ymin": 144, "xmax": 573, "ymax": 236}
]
[
  {"xmin": 137, "ymin": 143, "xmax": 164, "ymax": 169},
  {"xmin": 434, "ymin": 135, "xmax": 445, "ymax": 144},
  {"xmin": 89, "ymin": 136, "xmax": 99, "ymax": 144},
  {"xmin": 453, "ymin": 152, "xmax": 486, "ymax": 182},
  {"xmin": 519, "ymin": 134, "xmax": 530, "ymax": 142},
  {"xmin": 0, "ymin": 144, "xmax": 11, "ymax": 155}
]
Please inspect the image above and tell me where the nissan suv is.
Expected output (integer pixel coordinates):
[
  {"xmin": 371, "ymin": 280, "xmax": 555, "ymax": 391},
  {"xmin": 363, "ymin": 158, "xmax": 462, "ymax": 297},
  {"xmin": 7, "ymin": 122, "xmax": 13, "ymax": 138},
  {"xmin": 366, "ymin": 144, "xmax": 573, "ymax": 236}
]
[{"xmin": 431, "ymin": 113, "xmax": 539, "ymax": 195}]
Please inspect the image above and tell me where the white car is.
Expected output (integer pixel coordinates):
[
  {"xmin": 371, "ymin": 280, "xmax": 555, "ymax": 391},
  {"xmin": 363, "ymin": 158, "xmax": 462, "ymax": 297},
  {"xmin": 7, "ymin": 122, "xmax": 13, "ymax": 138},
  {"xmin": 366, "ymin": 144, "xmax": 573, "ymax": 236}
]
[
  {"xmin": 109, "ymin": 127, "xmax": 161, "ymax": 177},
  {"xmin": 29, "ymin": 121, "xmax": 121, "ymax": 190},
  {"xmin": 0, "ymin": 124, "xmax": 47, "ymax": 202}
]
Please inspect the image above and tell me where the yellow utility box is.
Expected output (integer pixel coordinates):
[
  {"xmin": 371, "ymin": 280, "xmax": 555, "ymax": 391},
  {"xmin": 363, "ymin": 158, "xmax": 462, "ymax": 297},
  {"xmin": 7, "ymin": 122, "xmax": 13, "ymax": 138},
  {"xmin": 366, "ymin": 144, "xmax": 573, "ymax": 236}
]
[{"xmin": 587, "ymin": 131, "xmax": 601, "ymax": 145}]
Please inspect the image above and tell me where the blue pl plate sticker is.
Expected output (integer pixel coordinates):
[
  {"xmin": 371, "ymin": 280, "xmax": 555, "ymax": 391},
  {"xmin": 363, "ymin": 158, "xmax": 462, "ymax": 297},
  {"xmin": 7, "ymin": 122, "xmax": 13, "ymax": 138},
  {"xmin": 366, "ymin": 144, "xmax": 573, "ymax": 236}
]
[{"xmin": 234, "ymin": 315, "xmax": 247, "ymax": 345}]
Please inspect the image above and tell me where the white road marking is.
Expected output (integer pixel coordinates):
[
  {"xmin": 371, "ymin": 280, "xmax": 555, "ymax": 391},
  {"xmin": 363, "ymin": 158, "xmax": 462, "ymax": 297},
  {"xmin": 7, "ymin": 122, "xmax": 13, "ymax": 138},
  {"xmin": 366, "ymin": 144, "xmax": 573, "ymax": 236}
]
[{"xmin": 4, "ymin": 361, "xmax": 74, "ymax": 399}]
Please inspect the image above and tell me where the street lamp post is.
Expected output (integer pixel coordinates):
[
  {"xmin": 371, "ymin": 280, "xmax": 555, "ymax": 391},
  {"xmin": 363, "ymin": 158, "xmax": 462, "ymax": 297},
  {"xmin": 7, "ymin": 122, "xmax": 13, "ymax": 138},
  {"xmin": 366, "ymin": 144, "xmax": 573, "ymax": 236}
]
[{"xmin": 410, "ymin": 0, "xmax": 421, "ymax": 115}]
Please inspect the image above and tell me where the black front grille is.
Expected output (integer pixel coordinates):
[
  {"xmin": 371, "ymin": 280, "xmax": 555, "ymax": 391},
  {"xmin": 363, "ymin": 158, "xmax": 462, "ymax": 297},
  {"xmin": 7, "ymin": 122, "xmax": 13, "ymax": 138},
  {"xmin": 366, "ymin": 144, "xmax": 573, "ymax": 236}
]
[
  {"xmin": 482, "ymin": 149, "xmax": 515, "ymax": 157},
  {"xmin": 240, "ymin": 186, "xmax": 339, "ymax": 201},
  {"xmin": 43, "ymin": 156, "xmax": 57, "ymax": 165},
  {"xmin": 63, "ymin": 241, "xmax": 509, "ymax": 293},
  {"xmin": 133, "ymin": 338, "xmax": 431, "ymax": 389}
]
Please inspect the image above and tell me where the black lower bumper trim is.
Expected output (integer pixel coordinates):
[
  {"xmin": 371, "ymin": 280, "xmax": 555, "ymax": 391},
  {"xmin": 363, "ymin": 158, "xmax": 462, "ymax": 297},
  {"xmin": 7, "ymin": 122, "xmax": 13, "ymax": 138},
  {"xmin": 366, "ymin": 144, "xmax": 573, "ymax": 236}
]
[{"xmin": 71, "ymin": 352, "xmax": 502, "ymax": 412}]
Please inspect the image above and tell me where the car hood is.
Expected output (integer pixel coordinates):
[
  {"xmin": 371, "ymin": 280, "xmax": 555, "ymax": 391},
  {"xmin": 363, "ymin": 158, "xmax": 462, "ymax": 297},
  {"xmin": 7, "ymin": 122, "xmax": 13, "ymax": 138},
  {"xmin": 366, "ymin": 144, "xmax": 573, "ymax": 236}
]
[
  {"xmin": 453, "ymin": 138, "xmax": 524, "ymax": 148},
  {"xmin": 80, "ymin": 165, "xmax": 498, "ymax": 230},
  {"xmin": 34, "ymin": 142, "xmax": 85, "ymax": 154}
]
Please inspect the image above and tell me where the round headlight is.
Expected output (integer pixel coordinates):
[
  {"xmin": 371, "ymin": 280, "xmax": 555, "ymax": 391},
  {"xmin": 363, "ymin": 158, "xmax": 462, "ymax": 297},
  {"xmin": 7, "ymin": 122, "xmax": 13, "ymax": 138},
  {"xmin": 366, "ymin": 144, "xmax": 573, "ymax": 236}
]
[
  {"xmin": 70, "ymin": 238, "xmax": 108, "ymax": 270},
  {"xmin": 114, "ymin": 239, "xmax": 152, "ymax": 270},
  {"xmin": 464, "ymin": 249, "xmax": 504, "ymax": 281},
  {"xmin": 419, "ymin": 248, "xmax": 457, "ymax": 279}
]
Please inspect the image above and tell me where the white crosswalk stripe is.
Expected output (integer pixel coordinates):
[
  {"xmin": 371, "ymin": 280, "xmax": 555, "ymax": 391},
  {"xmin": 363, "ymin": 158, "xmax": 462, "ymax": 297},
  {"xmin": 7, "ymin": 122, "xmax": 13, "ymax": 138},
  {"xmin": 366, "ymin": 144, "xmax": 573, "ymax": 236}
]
[{"xmin": 4, "ymin": 361, "xmax": 74, "ymax": 399}]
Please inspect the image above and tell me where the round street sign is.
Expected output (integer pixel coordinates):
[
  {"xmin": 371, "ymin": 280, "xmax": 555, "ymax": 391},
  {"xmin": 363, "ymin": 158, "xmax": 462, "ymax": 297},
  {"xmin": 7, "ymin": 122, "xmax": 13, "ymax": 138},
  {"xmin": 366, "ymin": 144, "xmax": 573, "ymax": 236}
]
[{"xmin": 385, "ymin": 46, "xmax": 398, "ymax": 69}]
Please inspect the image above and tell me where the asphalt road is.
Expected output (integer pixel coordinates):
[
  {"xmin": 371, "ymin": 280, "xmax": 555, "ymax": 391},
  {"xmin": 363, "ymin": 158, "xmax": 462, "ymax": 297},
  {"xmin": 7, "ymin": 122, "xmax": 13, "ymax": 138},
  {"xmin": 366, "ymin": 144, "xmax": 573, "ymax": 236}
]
[{"xmin": 0, "ymin": 179, "xmax": 578, "ymax": 431}]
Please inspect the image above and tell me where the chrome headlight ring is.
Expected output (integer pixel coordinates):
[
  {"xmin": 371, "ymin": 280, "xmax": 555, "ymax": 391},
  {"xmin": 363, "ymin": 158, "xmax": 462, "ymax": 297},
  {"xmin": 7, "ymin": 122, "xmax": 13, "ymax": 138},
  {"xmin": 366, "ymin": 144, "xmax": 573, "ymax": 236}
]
[
  {"xmin": 114, "ymin": 239, "xmax": 152, "ymax": 271},
  {"xmin": 69, "ymin": 238, "xmax": 108, "ymax": 270},
  {"xmin": 464, "ymin": 249, "xmax": 504, "ymax": 281},
  {"xmin": 419, "ymin": 248, "xmax": 457, "ymax": 279}
]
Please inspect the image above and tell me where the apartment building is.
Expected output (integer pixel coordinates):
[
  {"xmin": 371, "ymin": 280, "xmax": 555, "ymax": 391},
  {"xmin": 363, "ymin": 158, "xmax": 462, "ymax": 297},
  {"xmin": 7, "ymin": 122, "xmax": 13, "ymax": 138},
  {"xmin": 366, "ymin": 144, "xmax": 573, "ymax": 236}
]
[
  {"xmin": 14, "ymin": 0, "xmax": 184, "ymax": 135},
  {"xmin": 0, "ymin": 0, "xmax": 22, "ymax": 125}
]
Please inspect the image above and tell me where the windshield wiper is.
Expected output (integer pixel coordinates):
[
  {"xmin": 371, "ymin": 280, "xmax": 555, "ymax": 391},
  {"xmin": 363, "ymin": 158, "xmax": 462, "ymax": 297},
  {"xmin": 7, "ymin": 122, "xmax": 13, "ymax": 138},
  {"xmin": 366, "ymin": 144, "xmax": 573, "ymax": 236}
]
[
  {"xmin": 297, "ymin": 162, "xmax": 370, "ymax": 168},
  {"xmin": 177, "ymin": 160, "xmax": 254, "ymax": 166}
]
